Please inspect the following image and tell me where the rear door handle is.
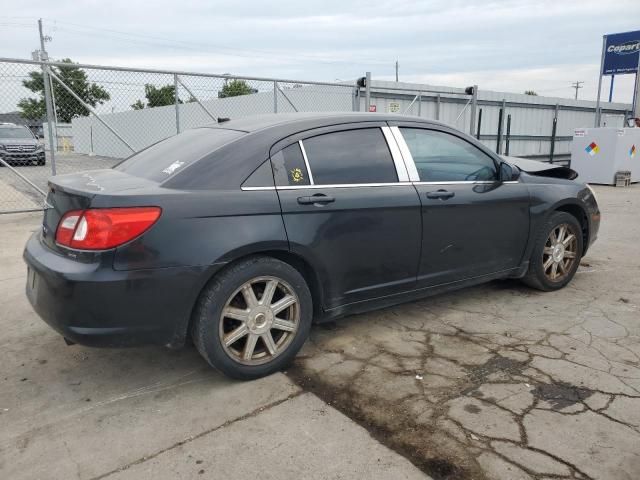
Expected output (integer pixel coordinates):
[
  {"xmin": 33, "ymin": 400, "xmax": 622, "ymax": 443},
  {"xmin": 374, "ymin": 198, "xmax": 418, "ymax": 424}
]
[
  {"xmin": 426, "ymin": 190, "xmax": 455, "ymax": 200},
  {"xmin": 297, "ymin": 194, "xmax": 335, "ymax": 205}
]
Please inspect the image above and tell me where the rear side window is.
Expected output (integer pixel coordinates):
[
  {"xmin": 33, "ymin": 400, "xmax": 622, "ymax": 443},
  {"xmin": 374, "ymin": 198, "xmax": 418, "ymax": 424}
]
[
  {"xmin": 302, "ymin": 128, "xmax": 397, "ymax": 185},
  {"xmin": 400, "ymin": 128, "xmax": 497, "ymax": 182},
  {"xmin": 271, "ymin": 143, "xmax": 310, "ymax": 186},
  {"xmin": 115, "ymin": 128, "xmax": 243, "ymax": 182}
]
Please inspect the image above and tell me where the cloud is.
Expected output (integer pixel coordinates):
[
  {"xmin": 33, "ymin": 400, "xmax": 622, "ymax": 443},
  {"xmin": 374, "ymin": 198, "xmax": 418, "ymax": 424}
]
[{"xmin": 1, "ymin": 0, "xmax": 639, "ymax": 104}]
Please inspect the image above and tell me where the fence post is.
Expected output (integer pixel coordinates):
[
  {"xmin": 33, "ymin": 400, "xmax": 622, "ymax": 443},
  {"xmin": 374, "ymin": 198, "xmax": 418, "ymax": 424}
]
[
  {"xmin": 41, "ymin": 65, "xmax": 57, "ymax": 175},
  {"xmin": 174, "ymin": 74, "xmax": 181, "ymax": 134},
  {"xmin": 365, "ymin": 72, "xmax": 371, "ymax": 112},
  {"xmin": 417, "ymin": 93, "xmax": 422, "ymax": 117},
  {"xmin": 476, "ymin": 108, "xmax": 482, "ymax": 140},
  {"xmin": 48, "ymin": 74, "xmax": 59, "ymax": 153},
  {"xmin": 505, "ymin": 114, "xmax": 511, "ymax": 156},
  {"xmin": 352, "ymin": 86, "xmax": 359, "ymax": 112},
  {"xmin": 549, "ymin": 117, "xmax": 557, "ymax": 164},
  {"xmin": 469, "ymin": 84, "xmax": 478, "ymax": 136},
  {"xmin": 273, "ymin": 81, "xmax": 278, "ymax": 113},
  {"xmin": 436, "ymin": 94, "xmax": 441, "ymax": 120},
  {"xmin": 549, "ymin": 103, "xmax": 559, "ymax": 163},
  {"xmin": 496, "ymin": 101, "xmax": 505, "ymax": 154}
]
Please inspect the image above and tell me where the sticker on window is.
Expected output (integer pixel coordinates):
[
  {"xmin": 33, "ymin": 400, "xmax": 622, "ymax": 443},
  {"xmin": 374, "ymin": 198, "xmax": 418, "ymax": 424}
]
[
  {"xmin": 162, "ymin": 161, "xmax": 185, "ymax": 174},
  {"xmin": 290, "ymin": 168, "xmax": 304, "ymax": 183}
]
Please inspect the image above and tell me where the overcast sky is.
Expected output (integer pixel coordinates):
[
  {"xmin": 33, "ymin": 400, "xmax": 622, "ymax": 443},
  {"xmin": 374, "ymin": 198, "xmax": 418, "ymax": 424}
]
[{"xmin": 2, "ymin": 0, "xmax": 640, "ymax": 103}]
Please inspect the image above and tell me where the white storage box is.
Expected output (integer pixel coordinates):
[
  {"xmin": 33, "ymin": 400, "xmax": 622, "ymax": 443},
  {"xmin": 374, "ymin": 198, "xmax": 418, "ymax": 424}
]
[{"xmin": 570, "ymin": 128, "xmax": 639, "ymax": 185}]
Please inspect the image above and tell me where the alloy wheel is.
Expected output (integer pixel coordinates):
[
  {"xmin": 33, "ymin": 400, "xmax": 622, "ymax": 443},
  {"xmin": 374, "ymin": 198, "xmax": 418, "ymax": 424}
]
[
  {"xmin": 542, "ymin": 223, "xmax": 578, "ymax": 282},
  {"xmin": 219, "ymin": 276, "xmax": 300, "ymax": 365}
]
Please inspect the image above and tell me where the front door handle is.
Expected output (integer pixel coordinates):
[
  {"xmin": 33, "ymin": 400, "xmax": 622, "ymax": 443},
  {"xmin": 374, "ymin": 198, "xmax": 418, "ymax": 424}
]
[
  {"xmin": 297, "ymin": 194, "xmax": 335, "ymax": 205},
  {"xmin": 426, "ymin": 190, "xmax": 455, "ymax": 200}
]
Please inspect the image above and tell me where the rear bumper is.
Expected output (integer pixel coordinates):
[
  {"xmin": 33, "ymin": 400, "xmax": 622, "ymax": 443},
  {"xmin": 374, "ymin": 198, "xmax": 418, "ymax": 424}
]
[{"xmin": 23, "ymin": 232, "xmax": 215, "ymax": 348}]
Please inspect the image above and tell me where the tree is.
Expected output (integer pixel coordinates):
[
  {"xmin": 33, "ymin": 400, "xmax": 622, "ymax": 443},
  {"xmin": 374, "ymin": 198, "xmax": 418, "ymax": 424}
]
[
  {"xmin": 218, "ymin": 79, "xmax": 256, "ymax": 98},
  {"xmin": 131, "ymin": 99, "xmax": 146, "ymax": 110},
  {"xmin": 18, "ymin": 59, "xmax": 110, "ymax": 123},
  {"xmin": 524, "ymin": 90, "xmax": 538, "ymax": 96},
  {"xmin": 131, "ymin": 84, "xmax": 181, "ymax": 110}
]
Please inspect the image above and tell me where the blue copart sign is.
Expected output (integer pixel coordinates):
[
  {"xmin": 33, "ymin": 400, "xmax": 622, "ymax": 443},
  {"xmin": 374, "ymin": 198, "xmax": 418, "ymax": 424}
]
[{"xmin": 603, "ymin": 31, "xmax": 640, "ymax": 75}]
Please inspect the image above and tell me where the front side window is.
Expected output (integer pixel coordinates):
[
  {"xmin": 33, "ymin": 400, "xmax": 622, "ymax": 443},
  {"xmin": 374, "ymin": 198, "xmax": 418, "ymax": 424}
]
[
  {"xmin": 271, "ymin": 143, "xmax": 310, "ymax": 186},
  {"xmin": 302, "ymin": 128, "xmax": 398, "ymax": 185},
  {"xmin": 400, "ymin": 128, "xmax": 497, "ymax": 182}
]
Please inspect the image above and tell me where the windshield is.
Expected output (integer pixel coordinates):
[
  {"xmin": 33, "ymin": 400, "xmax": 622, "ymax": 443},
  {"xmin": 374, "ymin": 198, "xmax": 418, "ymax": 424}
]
[
  {"xmin": 115, "ymin": 128, "xmax": 244, "ymax": 182},
  {"xmin": 0, "ymin": 126, "xmax": 34, "ymax": 139}
]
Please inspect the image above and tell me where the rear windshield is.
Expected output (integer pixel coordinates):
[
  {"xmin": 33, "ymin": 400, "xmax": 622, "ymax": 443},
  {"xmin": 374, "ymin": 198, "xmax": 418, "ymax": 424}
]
[{"xmin": 115, "ymin": 128, "xmax": 243, "ymax": 182}]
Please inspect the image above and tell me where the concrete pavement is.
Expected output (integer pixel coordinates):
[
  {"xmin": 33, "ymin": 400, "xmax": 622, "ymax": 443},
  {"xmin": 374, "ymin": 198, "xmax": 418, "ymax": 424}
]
[{"xmin": 0, "ymin": 213, "xmax": 429, "ymax": 480}]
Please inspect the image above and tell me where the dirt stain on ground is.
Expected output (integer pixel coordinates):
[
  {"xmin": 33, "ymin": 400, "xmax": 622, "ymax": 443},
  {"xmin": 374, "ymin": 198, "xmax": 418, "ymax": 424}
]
[
  {"xmin": 287, "ymin": 366, "xmax": 480, "ymax": 480},
  {"xmin": 532, "ymin": 382, "xmax": 594, "ymax": 410}
]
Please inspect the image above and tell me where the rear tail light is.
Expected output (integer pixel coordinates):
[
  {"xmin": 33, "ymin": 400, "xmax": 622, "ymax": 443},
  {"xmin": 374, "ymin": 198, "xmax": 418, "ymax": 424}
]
[{"xmin": 55, "ymin": 207, "xmax": 161, "ymax": 250}]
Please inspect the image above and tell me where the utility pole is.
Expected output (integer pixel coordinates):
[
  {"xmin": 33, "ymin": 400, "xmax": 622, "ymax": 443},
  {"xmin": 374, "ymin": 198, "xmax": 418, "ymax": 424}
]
[
  {"xmin": 38, "ymin": 18, "xmax": 56, "ymax": 175},
  {"xmin": 395, "ymin": 60, "xmax": 399, "ymax": 82},
  {"xmin": 571, "ymin": 81, "xmax": 584, "ymax": 100}
]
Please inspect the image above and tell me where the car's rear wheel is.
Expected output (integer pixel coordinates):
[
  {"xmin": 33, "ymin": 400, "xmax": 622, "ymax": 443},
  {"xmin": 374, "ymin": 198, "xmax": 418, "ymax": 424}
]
[
  {"xmin": 192, "ymin": 256, "xmax": 312, "ymax": 380},
  {"xmin": 522, "ymin": 211, "xmax": 583, "ymax": 291}
]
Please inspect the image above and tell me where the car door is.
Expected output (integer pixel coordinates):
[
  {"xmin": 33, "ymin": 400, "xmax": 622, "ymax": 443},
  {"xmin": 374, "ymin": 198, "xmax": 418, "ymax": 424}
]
[
  {"xmin": 269, "ymin": 123, "xmax": 422, "ymax": 310},
  {"xmin": 389, "ymin": 124, "xmax": 530, "ymax": 287}
]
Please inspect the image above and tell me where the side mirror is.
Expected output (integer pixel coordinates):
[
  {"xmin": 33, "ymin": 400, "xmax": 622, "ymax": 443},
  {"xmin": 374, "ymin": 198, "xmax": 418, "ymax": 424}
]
[{"xmin": 499, "ymin": 162, "xmax": 520, "ymax": 182}]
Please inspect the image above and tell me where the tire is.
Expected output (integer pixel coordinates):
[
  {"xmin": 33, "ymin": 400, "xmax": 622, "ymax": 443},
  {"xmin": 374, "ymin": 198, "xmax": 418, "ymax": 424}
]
[
  {"xmin": 522, "ymin": 211, "xmax": 583, "ymax": 291},
  {"xmin": 37, "ymin": 158, "xmax": 46, "ymax": 166},
  {"xmin": 192, "ymin": 256, "xmax": 313, "ymax": 380}
]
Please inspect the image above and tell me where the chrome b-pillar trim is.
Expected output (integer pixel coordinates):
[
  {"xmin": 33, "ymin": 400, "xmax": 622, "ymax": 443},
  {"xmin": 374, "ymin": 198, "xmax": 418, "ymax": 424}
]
[
  {"xmin": 381, "ymin": 126, "xmax": 410, "ymax": 182},
  {"xmin": 389, "ymin": 126, "xmax": 420, "ymax": 182}
]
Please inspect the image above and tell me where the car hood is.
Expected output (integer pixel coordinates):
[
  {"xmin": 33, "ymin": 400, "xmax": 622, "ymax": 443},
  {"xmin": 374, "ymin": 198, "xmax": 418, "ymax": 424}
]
[{"xmin": 500, "ymin": 155, "xmax": 578, "ymax": 180}]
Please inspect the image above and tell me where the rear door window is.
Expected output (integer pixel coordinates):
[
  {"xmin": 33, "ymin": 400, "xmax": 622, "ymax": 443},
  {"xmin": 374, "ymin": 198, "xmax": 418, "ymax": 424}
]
[
  {"xmin": 301, "ymin": 128, "xmax": 398, "ymax": 185},
  {"xmin": 115, "ymin": 128, "xmax": 243, "ymax": 182}
]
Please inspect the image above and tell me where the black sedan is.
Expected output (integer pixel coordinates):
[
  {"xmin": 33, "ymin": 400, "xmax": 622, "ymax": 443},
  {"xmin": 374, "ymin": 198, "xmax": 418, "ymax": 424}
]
[{"xmin": 24, "ymin": 113, "xmax": 600, "ymax": 379}]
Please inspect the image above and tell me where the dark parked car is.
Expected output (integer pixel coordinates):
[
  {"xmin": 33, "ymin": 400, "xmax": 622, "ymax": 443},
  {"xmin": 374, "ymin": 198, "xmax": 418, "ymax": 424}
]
[
  {"xmin": 24, "ymin": 113, "xmax": 600, "ymax": 379},
  {"xmin": 0, "ymin": 123, "xmax": 46, "ymax": 166}
]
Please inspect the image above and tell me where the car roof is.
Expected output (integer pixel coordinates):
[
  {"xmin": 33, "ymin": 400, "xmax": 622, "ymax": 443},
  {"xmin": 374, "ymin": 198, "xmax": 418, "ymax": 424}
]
[{"xmin": 200, "ymin": 112, "xmax": 444, "ymax": 134}]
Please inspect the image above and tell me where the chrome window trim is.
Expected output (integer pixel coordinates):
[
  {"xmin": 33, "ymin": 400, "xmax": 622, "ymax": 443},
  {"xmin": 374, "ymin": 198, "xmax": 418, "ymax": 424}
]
[
  {"xmin": 241, "ymin": 180, "xmax": 519, "ymax": 191},
  {"xmin": 242, "ymin": 186, "xmax": 277, "ymax": 191},
  {"xmin": 242, "ymin": 182, "xmax": 415, "ymax": 191},
  {"xmin": 412, "ymin": 181, "xmax": 495, "ymax": 185},
  {"xmin": 389, "ymin": 126, "xmax": 419, "ymax": 181},
  {"xmin": 277, "ymin": 182, "xmax": 414, "ymax": 190},
  {"xmin": 381, "ymin": 126, "xmax": 410, "ymax": 182},
  {"xmin": 298, "ymin": 140, "xmax": 314, "ymax": 185}
]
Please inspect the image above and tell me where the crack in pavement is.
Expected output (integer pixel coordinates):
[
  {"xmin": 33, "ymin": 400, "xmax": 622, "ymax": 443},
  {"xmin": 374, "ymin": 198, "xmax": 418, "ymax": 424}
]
[
  {"xmin": 88, "ymin": 390, "xmax": 305, "ymax": 480},
  {"xmin": 287, "ymin": 242, "xmax": 640, "ymax": 480}
]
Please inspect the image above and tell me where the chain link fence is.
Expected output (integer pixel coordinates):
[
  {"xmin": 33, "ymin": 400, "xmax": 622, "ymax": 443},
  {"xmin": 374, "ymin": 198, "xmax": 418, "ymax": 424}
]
[
  {"xmin": 0, "ymin": 58, "xmax": 631, "ymax": 214},
  {"xmin": 0, "ymin": 58, "xmax": 357, "ymax": 213}
]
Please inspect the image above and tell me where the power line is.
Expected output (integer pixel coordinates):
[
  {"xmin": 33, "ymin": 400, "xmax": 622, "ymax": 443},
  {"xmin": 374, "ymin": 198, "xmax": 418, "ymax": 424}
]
[{"xmin": 42, "ymin": 19, "xmax": 391, "ymax": 67}]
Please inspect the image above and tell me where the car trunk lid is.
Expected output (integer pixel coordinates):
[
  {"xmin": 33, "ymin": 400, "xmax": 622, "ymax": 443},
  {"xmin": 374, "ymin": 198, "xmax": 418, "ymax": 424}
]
[{"xmin": 42, "ymin": 170, "xmax": 159, "ymax": 253}]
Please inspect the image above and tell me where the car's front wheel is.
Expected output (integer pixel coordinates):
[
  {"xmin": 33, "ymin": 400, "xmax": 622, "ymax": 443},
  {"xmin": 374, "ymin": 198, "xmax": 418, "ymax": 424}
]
[
  {"xmin": 192, "ymin": 256, "xmax": 312, "ymax": 380},
  {"xmin": 522, "ymin": 211, "xmax": 583, "ymax": 291}
]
